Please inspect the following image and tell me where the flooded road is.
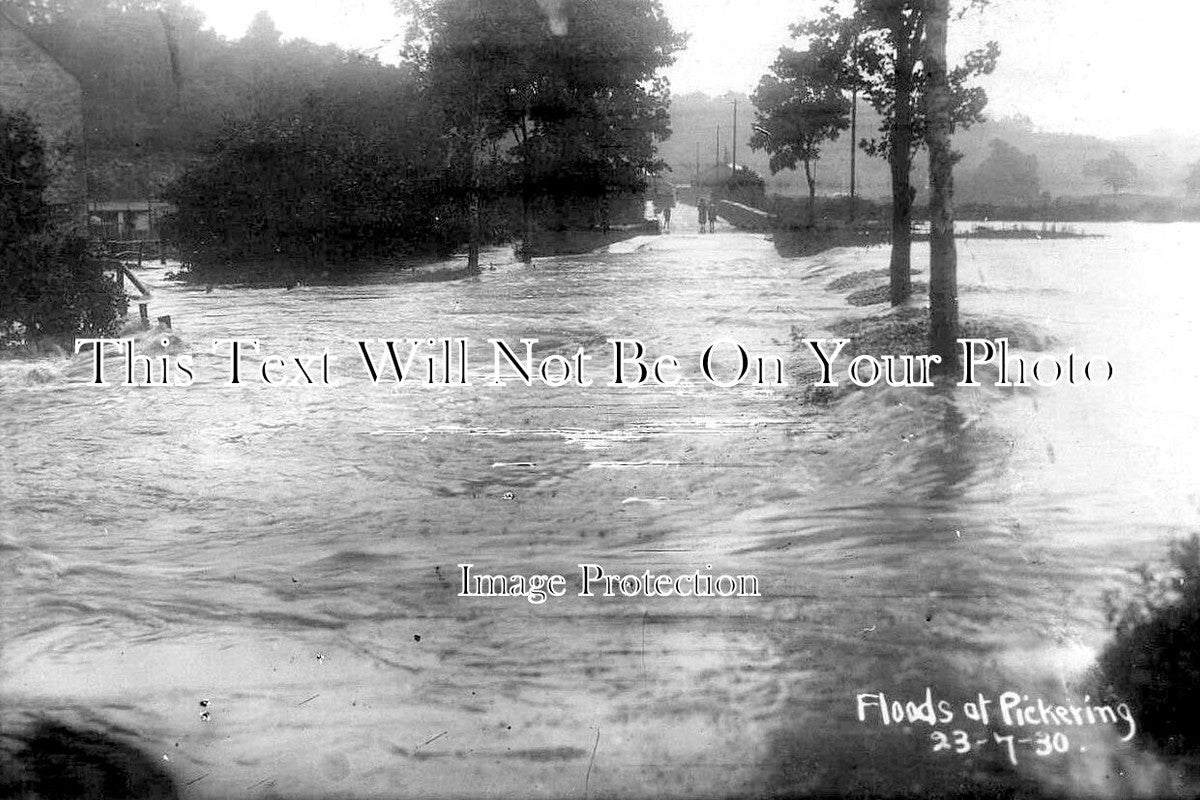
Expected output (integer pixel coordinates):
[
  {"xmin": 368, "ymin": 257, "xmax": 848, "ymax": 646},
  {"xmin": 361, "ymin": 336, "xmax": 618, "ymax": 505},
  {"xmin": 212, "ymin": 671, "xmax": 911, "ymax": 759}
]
[{"xmin": 3, "ymin": 220, "xmax": 1200, "ymax": 797}]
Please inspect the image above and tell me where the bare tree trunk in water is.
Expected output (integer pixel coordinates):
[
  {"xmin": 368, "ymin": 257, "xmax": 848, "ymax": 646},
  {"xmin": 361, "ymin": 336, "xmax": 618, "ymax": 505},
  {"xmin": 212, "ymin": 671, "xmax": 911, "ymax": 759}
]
[
  {"xmin": 889, "ymin": 47, "xmax": 914, "ymax": 306},
  {"xmin": 924, "ymin": 0, "xmax": 959, "ymax": 374}
]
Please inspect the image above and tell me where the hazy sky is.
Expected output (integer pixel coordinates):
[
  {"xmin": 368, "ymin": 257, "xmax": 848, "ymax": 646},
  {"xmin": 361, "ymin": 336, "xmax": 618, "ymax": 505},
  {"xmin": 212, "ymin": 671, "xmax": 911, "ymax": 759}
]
[{"xmin": 187, "ymin": 0, "xmax": 1200, "ymax": 139}]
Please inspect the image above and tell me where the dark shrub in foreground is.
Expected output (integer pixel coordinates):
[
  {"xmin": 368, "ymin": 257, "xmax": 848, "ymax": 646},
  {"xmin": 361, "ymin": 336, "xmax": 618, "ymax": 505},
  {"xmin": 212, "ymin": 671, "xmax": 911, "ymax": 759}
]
[
  {"xmin": 1, "ymin": 105, "xmax": 127, "ymax": 343},
  {"xmin": 1098, "ymin": 534, "xmax": 1200, "ymax": 755},
  {"xmin": 0, "ymin": 235, "xmax": 128, "ymax": 342}
]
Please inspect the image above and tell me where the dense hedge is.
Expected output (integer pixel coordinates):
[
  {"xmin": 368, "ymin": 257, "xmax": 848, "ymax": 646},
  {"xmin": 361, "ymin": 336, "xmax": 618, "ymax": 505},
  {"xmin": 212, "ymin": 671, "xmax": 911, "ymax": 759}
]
[
  {"xmin": 164, "ymin": 117, "xmax": 469, "ymax": 274},
  {"xmin": 1, "ymin": 106, "xmax": 127, "ymax": 343},
  {"xmin": 1099, "ymin": 535, "xmax": 1200, "ymax": 754},
  {"xmin": 1, "ymin": 235, "xmax": 128, "ymax": 340}
]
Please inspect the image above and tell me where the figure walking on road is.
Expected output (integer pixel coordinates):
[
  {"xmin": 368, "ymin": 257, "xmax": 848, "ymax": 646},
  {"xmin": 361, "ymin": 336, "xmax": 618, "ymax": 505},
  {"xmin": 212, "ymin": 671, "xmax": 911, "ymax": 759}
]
[{"xmin": 698, "ymin": 197, "xmax": 708, "ymax": 234}]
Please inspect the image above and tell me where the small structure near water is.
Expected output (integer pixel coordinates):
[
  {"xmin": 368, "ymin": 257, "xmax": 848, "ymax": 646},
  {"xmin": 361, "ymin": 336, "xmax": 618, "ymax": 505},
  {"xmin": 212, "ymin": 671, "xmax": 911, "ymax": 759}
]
[{"xmin": 88, "ymin": 200, "xmax": 172, "ymax": 243}]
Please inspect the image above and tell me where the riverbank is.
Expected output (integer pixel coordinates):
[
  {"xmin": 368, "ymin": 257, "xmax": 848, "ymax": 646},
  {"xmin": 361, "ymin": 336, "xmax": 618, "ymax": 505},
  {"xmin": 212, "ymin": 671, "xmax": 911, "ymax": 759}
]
[
  {"xmin": 787, "ymin": 257, "xmax": 1057, "ymax": 399},
  {"xmin": 770, "ymin": 226, "xmax": 891, "ymax": 257},
  {"xmin": 523, "ymin": 220, "xmax": 661, "ymax": 257},
  {"xmin": 923, "ymin": 222, "xmax": 1100, "ymax": 240},
  {"xmin": 767, "ymin": 222, "xmax": 1096, "ymax": 259}
]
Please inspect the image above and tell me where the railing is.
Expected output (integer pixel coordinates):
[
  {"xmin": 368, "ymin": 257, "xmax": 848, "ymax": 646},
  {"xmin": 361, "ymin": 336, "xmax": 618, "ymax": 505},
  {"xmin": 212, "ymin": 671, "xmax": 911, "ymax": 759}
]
[
  {"xmin": 98, "ymin": 238, "xmax": 169, "ymax": 267},
  {"xmin": 111, "ymin": 260, "xmax": 154, "ymax": 330},
  {"xmin": 713, "ymin": 200, "xmax": 778, "ymax": 231}
]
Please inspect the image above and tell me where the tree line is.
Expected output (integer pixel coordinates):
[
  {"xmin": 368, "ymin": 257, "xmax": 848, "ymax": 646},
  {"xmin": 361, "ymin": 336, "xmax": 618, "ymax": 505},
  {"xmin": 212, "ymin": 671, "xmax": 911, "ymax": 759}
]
[
  {"xmin": 749, "ymin": 0, "xmax": 1000, "ymax": 371},
  {"xmin": 1, "ymin": 106, "xmax": 126, "ymax": 343},
  {"xmin": 1, "ymin": 0, "xmax": 683, "ymax": 274},
  {"xmin": 746, "ymin": 0, "xmax": 1200, "ymax": 372}
]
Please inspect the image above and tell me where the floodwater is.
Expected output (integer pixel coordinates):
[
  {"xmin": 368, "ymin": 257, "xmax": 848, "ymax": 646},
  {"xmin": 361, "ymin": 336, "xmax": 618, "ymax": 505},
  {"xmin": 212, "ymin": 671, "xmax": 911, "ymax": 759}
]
[{"xmin": 3, "ymin": 218, "xmax": 1200, "ymax": 798}]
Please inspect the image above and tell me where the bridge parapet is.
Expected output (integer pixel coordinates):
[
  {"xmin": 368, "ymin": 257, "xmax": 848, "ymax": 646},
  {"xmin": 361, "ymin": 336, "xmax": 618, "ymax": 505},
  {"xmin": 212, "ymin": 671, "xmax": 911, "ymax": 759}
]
[{"xmin": 713, "ymin": 200, "xmax": 777, "ymax": 231}]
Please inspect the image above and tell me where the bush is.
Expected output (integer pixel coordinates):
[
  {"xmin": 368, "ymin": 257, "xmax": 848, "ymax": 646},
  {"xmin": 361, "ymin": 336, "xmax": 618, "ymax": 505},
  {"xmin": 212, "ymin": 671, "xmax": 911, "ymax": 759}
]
[
  {"xmin": 164, "ymin": 116, "xmax": 463, "ymax": 275},
  {"xmin": 1, "ymin": 106, "xmax": 50, "ymax": 248},
  {"xmin": 1, "ymin": 105, "xmax": 127, "ymax": 343},
  {"xmin": 1098, "ymin": 534, "xmax": 1200, "ymax": 755},
  {"xmin": 0, "ymin": 235, "xmax": 128, "ymax": 341}
]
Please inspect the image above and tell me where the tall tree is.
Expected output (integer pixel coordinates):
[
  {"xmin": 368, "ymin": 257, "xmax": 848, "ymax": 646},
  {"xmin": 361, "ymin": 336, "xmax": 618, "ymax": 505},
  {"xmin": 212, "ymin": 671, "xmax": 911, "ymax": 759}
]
[
  {"xmin": 244, "ymin": 10, "xmax": 281, "ymax": 47},
  {"xmin": 0, "ymin": 105, "xmax": 126, "ymax": 338},
  {"xmin": 0, "ymin": 106, "xmax": 49, "ymax": 246},
  {"xmin": 923, "ymin": 0, "xmax": 956, "ymax": 373},
  {"xmin": 963, "ymin": 138, "xmax": 1039, "ymax": 204},
  {"xmin": 749, "ymin": 48, "xmax": 850, "ymax": 228},
  {"xmin": 797, "ymin": 1, "xmax": 997, "ymax": 306},
  {"xmin": 399, "ymin": 0, "xmax": 682, "ymax": 262},
  {"xmin": 782, "ymin": 11, "xmax": 863, "ymax": 222},
  {"xmin": 1085, "ymin": 150, "xmax": 1137, "ymax": 195},
  {"xmin": 859, "ymin": 0, "xmax": 922, "ymax": 306}
]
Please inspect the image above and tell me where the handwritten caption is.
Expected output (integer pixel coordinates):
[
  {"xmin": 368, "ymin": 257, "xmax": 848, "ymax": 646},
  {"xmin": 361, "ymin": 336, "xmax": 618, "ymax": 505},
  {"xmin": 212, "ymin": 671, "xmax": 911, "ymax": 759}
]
[{"xmin": 856, "ymin": 689, "xmax": 1137, "ymax": 766}]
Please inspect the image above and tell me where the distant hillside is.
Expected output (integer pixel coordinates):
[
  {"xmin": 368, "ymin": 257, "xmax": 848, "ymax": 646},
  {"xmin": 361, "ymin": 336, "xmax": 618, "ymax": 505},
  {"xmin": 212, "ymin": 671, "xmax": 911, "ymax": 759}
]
[{"xmin": 660, "ymin": 92, "xmax": 1200, "ymax": 201}]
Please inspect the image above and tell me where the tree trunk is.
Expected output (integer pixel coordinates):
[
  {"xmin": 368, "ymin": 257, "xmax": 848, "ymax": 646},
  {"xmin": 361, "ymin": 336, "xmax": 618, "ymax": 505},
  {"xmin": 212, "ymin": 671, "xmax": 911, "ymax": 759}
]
[
  {"xmin": 519, "ymin": 114, "xmax": 533, "ymax": 262},
  {"xmin": 804, "ymin": 160, "xmax": 816, "ymax": 228},
  {"xmin": 466, "ymin": 0, "xmax": 482, "ymax": 273},
  {"xmin": 466, "ymin": 127, "xmax": 480, "ymax": 271},
  {"xmin": 924, "ymin": 0, "xmax": 958, "ymax": 374},
  {"xmin": 849, "ymin": 86, "xmax": 857, "ymax": 224},
  {"xmin": 888, "ymin": 46, "xmax": 914, "ymax": 306},
  {"xmin": 467, "ymin": 182, "xmax": 480, "ymax": 271}
]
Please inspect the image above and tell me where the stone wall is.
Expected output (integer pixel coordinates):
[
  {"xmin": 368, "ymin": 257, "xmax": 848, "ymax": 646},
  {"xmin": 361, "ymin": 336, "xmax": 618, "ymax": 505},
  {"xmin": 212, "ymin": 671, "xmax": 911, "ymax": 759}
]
[
  {"xmin": 713, "ymin": 200, "xmax": 777, "ymax": 232},
  {"xmin": 0, "ymin": 13, "xmax": 86, "ymax": 229}
]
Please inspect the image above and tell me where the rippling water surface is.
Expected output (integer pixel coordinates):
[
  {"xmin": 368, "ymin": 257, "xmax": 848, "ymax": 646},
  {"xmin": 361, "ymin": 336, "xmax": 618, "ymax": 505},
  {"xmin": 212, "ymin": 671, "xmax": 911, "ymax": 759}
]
[{"xmin": 3, "ymin": 220, "xmax": 1200, "ymax": 797}]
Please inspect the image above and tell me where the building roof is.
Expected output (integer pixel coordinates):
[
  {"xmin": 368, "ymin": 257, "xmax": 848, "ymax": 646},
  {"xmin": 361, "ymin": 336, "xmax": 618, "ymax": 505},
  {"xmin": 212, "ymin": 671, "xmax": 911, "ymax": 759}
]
[
  {"xmin": 0, "ymin": 9, "xmax": 82, "ymax": 91},
  {"xmin": 89, "ymin": 201, "xmax": 174, "ymax": 212}
]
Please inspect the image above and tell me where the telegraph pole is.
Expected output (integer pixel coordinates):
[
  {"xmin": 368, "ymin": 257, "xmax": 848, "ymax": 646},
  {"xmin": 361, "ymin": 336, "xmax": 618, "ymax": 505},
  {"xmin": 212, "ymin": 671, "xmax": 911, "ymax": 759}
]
[{"xmin": 732, "ymin": 98, "xmax": 738, "ymax": 174}]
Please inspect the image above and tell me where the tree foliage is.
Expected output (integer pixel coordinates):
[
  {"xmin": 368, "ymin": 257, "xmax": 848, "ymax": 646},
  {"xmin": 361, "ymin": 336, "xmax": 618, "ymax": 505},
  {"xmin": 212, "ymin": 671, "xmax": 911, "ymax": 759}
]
[
  {"xmin": 1100, "ymin": 534, "xmax": 1200, "ymax": 755},
  {"xmin": 164, "ymin": 109, "xmax": 457, "ymax": 271},
  {"xmin": 963, "ymin": 138, "xmax": 1040, "ymax": 204},
  {"xmin": 2, "ymin": 0, "xmax": 420, "ymax": 197},
  {"xmin": 0, "ymin": 105, "xmax": 49, "ymax": 246},
  {"xmin": 1085, "ymin": 150, "xmax": 1138, "ymax": 195},
  {"xmin": 794, "ymin": 1, "xmax": 998, "ymax": 305},
  {"xmin": 750, "ymin": 48, "xmax": 850, "ymax": 227},
  {"xmin": 1, "ymin": 106, "xmax": 125, "ymax": 340},
  {"xmin": 401, "ymin": 0, "xmax": 684, "ymax": 217}
]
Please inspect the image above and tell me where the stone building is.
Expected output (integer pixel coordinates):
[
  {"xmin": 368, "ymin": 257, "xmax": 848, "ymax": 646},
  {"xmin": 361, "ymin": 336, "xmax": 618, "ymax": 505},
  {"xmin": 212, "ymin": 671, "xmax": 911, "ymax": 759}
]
[{"xmin": 0, "ymin": 11, "xmax": 87, "ymax": 229}]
